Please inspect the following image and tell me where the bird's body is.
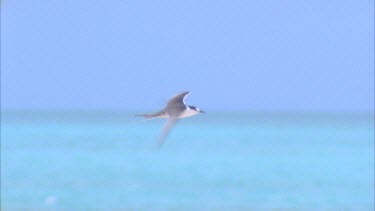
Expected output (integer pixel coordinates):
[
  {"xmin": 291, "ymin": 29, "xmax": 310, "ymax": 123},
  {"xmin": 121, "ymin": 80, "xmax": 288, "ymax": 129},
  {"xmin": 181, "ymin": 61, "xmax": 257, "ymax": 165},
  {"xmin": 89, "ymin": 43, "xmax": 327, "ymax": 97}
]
[
  {"xmin": 139, "ymin": 106, "xmax": 200, "ymax": 119},
  {"xmin": 136, "ymin": 91, "xmax": 204, "ymax": 147}
]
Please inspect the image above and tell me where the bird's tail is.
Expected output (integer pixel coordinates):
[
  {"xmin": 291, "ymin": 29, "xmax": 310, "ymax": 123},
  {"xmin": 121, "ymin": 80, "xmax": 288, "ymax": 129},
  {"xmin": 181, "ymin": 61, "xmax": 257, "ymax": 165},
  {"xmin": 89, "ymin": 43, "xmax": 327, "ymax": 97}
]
[
  {"xmin": 135, "ymin": 114, "xmax": 155, "ymax": 120},
  {"xmin": 135, "ymin": 111, "xmax": 166, "ymax": 120}
]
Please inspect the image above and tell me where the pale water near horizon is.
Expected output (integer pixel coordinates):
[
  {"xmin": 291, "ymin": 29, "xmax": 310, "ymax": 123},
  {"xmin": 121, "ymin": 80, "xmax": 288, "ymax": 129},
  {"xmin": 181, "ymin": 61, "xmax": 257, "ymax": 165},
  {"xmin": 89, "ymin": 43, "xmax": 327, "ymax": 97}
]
[{"xmin": 1, "ymin": 111, "xmax": 374, "ymax": 210}]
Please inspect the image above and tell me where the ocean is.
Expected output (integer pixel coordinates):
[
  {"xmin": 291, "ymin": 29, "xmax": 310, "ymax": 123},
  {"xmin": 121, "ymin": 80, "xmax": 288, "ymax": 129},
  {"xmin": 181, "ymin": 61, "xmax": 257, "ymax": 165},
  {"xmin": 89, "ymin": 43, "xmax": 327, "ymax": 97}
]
[{"xmin": 1, "ymin": 111, "xmax": 374, "ymax": 210}]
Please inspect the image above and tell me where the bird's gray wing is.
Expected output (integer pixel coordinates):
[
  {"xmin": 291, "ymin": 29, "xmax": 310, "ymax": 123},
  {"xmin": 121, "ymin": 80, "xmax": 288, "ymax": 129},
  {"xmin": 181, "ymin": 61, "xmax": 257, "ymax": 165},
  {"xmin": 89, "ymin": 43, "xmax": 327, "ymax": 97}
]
[
  {"xmin": 165, "ymin": 91, "xmax": 190, "ymax": 118},
  {"xmin": 166, "ymin": 91, "xmax": 190, "ymax": 108},
  {"xmin": 156, "ymin": 118, "xmax": 178, "ymax": 148}
]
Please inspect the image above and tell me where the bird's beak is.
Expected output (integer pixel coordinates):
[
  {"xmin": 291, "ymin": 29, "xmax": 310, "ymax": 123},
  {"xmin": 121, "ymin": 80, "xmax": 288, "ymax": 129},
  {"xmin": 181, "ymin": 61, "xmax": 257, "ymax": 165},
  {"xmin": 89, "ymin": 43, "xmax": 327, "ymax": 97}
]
[{"xmin": 200, "ymin": 110, "xmax": 206, "ymax": 113}]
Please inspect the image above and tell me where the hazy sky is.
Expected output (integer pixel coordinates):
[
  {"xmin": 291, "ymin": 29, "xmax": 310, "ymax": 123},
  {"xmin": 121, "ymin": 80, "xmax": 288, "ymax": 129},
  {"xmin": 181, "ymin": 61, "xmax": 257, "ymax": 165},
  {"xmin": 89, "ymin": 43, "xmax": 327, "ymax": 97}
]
[{"xmin": 1, "ymin": 1, "xmax": 374, "ymax": 111}]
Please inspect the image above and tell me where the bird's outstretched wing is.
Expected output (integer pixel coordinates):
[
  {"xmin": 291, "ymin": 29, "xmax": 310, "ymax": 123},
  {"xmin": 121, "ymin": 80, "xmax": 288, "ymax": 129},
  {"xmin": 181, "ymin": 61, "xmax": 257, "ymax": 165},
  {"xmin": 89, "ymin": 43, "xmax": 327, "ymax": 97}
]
[
  {"xmin": 166, "ymin": 91, "xmax": 190, "ymax": 108},
  {"xmin": 165, "ymin": 91, "xmax": 190, "ymax": 118},
  {"xmin": 156, "ymin": 118, "xmax": 178, "ymax": 148}
]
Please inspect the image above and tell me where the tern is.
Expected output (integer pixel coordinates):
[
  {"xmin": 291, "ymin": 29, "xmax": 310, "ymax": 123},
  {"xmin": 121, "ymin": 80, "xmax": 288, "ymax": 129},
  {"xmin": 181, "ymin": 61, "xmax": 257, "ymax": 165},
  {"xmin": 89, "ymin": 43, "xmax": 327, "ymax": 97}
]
[{"xmin": 136, "ymin": 91, "xmax": 205, "ymax": 147}]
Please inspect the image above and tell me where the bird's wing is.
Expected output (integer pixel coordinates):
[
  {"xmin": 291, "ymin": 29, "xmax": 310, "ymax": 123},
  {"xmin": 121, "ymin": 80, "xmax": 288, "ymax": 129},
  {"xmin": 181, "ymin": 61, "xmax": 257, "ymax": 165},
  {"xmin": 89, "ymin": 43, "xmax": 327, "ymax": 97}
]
[
  {"xmin": 166, "ymin": 91, "xmax": 190, "ymax": 108},
  {"xmin": 165, "ymin": 91, "xmax": 190, "ymax": 118},
  {"xmin": 156, "ymin": 118, "xmax": 178, "ymax": 148}
]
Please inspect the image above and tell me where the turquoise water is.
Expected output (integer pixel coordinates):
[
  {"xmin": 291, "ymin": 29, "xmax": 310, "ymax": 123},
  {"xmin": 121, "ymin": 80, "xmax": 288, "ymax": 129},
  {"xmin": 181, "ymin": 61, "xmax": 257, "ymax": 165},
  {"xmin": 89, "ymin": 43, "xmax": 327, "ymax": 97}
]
[{"xmin": 1, "ymin": 111, "xmax": 374, "ymax": 210}]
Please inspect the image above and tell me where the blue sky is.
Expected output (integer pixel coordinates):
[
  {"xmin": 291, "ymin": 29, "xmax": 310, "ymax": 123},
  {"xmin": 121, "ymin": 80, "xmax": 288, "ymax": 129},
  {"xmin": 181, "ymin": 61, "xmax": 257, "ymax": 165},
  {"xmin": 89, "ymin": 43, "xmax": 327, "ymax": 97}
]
[{"xmin": 1, "ymin": 0, "xmax": 373, "ymax": 111}]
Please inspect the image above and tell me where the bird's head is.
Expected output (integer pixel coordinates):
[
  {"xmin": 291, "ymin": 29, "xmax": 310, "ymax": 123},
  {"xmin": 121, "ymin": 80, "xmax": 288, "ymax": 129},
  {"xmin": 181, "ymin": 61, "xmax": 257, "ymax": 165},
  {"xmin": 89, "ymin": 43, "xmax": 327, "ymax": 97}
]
[{"xmin": 188, "ymin": 105, "xmax": 205, "ymax": 113}]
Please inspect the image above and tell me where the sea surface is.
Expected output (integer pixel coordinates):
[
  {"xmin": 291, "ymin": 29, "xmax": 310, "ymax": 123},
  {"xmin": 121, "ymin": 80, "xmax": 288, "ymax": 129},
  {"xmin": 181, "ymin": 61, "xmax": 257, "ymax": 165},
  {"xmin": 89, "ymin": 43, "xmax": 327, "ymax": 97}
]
[{"xmin": 1, "ymin": 111, "xmax": 374, "ymax": 210}]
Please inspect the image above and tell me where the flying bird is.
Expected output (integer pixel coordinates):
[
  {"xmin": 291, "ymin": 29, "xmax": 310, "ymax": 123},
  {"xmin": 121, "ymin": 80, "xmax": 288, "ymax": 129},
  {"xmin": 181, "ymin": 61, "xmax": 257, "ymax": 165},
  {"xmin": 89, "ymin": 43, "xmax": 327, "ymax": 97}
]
[{"xmin": 136, "ymin": 91, "xmax": 205, "ymax": 147}]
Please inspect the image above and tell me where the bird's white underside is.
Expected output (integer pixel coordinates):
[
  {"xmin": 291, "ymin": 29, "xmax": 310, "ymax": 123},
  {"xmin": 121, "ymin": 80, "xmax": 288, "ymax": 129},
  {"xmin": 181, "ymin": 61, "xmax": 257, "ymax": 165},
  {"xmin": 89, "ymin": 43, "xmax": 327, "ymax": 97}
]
[
  {"xmin": 177, "ymin": 107, "xmax": 200, "ymax": 118},
  {"xmin": 156, "ymin": 106, "xmax": 200, "ymax": 119}
]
